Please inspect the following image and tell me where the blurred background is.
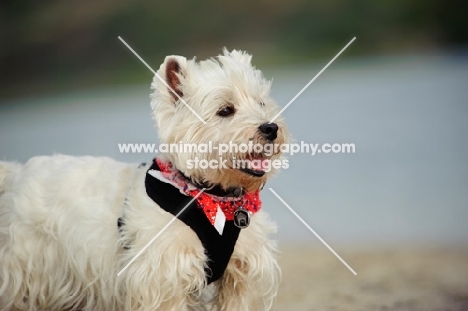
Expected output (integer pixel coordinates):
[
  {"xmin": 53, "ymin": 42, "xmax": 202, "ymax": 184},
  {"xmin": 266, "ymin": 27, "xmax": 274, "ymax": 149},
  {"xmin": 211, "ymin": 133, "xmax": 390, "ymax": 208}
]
[
  {"xmin": 1, "ymin": 0, "xmax": 467, "ymax": 97},
  {"xmin": 1, "ymin": 1, "xmax": 468, "ymax": 309}
]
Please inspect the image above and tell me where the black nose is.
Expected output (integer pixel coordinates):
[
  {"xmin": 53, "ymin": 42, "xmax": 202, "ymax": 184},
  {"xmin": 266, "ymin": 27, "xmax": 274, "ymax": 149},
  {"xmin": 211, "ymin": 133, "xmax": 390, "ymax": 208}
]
[{"xmin": 258, "ymin": 123, "xmax": 279, "ymax": 141}]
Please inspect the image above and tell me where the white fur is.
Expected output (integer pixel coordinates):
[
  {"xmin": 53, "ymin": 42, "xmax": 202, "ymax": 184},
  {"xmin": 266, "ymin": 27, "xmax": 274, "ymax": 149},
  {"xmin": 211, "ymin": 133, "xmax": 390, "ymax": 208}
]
[
  {"xmin": 0, "ymin": 50, "xmax": 286, "ymax": 310},
  {"xmin": 151, "ymin": 49, "xmax": 288, "ymax": 191}
]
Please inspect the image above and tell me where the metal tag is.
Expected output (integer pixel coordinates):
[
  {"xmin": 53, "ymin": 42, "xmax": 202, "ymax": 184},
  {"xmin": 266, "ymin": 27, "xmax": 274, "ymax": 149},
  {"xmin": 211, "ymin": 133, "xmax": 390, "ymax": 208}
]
[{"xmin": 233, "ymin": 208, "xmax": 250, "ymax": 229}]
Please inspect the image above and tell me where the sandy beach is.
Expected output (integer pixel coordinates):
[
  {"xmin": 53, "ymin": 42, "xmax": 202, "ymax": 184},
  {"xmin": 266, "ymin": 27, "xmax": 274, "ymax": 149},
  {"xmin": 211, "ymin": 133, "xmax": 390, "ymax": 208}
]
[{"xmin": 276, "ymin": 245, "xmax": 468, "ymax": 311}]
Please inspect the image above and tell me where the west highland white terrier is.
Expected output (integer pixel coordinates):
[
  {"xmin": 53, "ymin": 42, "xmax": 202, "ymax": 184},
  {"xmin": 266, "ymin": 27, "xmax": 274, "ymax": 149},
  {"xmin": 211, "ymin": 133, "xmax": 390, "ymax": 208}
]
[{"xmin": 0, "ymin": 49, "xmax": 288, "ymax": 310}]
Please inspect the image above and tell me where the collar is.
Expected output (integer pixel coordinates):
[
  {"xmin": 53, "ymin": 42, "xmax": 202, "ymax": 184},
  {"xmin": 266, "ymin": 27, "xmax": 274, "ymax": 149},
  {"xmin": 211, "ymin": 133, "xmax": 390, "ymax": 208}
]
[
  {"xmin": 178, "ymin": 170, "xmax": 246, "ymax": 198},
  {"xmin": 149, "ymin": 158, "xmax": 262, "ymax": 230}
]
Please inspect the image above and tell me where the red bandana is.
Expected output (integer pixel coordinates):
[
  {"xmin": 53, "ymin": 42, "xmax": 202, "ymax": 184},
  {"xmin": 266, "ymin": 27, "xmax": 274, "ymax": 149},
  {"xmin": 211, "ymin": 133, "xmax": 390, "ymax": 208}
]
[{"xmin": 154, "ymin": 158, "xmax": 262, "ymax": 225}]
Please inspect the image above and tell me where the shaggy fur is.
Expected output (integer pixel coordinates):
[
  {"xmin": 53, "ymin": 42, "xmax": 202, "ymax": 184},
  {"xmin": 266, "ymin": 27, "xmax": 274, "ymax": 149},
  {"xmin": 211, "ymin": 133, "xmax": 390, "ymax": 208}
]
[{"xmin": 0, "ymin": 49, "xmax": 287, "ymax": 310}]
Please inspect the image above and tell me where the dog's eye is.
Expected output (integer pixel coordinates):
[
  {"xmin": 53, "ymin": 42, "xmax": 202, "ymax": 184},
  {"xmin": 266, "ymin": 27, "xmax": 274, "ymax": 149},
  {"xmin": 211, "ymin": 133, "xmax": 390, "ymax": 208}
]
[
  {"xmin": 260, "ymin": 101, "xmax": 265, "ymax": 107},
  {"xmin": 217, "ymin": 106, "xmax": 235, "ymax": 117}
]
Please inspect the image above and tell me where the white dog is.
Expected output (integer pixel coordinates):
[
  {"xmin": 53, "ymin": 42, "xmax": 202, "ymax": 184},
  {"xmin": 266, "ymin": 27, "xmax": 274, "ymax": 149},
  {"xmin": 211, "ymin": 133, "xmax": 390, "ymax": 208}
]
[{"xmin": 0, "ymin": 49, "xmax": 288, "ymax": 310}]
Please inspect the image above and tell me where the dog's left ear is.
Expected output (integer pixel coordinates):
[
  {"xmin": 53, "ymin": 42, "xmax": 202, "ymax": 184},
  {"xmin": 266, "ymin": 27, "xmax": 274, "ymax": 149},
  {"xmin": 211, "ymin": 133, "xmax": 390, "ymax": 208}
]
[{"xmin": 161, "ymin": 55, "xmax": 187, "ymax": 102}]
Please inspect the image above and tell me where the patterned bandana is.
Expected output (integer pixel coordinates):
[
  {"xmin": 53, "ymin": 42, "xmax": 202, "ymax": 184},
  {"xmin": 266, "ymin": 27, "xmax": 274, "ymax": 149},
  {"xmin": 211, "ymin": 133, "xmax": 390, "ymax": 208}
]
[{"xmin": 150, "ymin": 158, "xmax": 262, "ymax": 227}]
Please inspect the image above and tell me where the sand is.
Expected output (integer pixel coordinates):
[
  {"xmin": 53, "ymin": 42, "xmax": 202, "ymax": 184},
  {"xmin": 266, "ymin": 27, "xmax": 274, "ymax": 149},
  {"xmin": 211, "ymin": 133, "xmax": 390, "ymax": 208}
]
[{"xmin": 276, "ymin": 245, "xmax": 468, "ymax": 311}]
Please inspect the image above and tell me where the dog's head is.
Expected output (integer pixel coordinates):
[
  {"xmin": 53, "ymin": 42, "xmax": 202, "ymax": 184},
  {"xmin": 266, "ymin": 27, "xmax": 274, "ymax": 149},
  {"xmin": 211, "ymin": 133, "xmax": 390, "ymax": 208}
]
[{"xmin": 151, "ymin": 49, "xmax": 289, "ymax": 192}]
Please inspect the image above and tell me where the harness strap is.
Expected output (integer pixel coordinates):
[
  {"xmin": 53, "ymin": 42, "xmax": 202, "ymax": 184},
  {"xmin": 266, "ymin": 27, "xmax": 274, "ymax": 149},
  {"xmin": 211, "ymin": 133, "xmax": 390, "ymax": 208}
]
[{"xmin": 118, "ymin": 161, "xmax": 241, "ymax": 284}]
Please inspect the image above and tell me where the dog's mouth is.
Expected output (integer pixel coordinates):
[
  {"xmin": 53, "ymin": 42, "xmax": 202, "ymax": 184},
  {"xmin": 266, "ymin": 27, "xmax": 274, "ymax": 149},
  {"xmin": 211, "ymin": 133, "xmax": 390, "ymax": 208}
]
[
  {"xmin": 237, "ymin": 154, "xmax": 270, "ymax": 177},
  {"xmin": 239, "ymin": 167, "xmax": 266, "ymax": 177}
]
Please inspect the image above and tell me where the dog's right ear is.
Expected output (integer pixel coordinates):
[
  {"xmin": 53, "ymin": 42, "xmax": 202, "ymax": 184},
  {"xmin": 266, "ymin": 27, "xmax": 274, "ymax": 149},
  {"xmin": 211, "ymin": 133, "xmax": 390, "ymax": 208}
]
[{"xmin": 160, "ymin": 55, "xmax": 187, "ymax": 103}]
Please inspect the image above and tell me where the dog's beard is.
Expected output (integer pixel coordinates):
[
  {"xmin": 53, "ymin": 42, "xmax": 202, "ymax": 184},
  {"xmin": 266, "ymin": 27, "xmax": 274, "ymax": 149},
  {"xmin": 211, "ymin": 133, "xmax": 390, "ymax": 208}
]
[
  {"xmin": 167, "ymin": 131, "xmax": 286, "ymax": 192},
  {"xmin": 231, "ymin": 149, "xmax": 279, "ymax": 178}
]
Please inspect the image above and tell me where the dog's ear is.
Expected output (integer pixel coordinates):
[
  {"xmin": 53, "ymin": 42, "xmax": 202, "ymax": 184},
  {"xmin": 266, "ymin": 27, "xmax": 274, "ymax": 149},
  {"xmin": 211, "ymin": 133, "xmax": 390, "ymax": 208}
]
[{"xmin": 162, "ymin": 56, "xmax": 187, "ymax": 102}]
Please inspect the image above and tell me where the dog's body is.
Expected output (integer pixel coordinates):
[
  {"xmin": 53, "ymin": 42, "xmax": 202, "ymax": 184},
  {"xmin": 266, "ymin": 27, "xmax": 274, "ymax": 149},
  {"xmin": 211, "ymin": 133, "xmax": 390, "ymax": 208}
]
[{"xmin": 0, "ymin": 50, "xmax": 287, "ymax": 310}]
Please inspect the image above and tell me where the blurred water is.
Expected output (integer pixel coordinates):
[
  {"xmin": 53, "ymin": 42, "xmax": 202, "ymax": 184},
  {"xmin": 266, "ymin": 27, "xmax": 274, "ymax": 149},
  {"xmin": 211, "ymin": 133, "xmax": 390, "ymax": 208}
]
[{"xmin": 1, "ymin": 52, "xmax": 467, "ymax": 246}]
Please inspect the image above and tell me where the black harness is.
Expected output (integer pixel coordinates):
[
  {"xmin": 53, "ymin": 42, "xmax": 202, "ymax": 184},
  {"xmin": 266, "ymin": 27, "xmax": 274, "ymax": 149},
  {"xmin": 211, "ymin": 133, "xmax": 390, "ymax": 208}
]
[{"xmin": 118, "ymin": 161, "xmax": 242, "ymax": 284}]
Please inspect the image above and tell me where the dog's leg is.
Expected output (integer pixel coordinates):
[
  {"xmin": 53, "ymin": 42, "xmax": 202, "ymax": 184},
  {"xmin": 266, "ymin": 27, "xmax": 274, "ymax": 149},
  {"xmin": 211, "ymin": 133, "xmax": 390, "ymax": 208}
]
[
  {"xmin": 118, "ymin": 221, "xmax": 208, "ymax": 311},
  {"xmin": 215, "ymin": 211, "xmax": 281, "ymax": 311}
]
